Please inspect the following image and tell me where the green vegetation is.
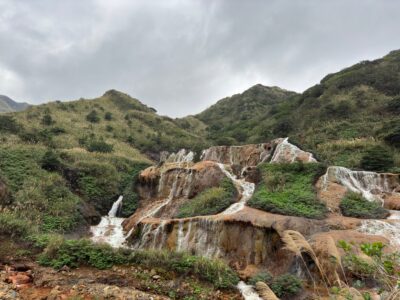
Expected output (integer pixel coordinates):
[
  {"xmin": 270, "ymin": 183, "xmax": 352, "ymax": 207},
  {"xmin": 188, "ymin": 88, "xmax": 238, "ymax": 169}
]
[
  {"xmin": 175, "ymin": 177, "xmax": 237, "ymax": 218},
  {"xmin": 270, "ymin": 274, "xmax": 302, "ymax": 298},
  {"xmin": 360, "ymin": 145, "xmax": 395, "ymax": 172},
  {"xmin": 37, "ymin": 237, "xmax": 239, "ymax": 289},
  {"xmin": 192, "ymin": 50, "xmax": 400, "ymax": 170},
  {"xmin": 248, "ymin": 271, "xmax": 273, "ymax": 285},
  {"xmin": 248, "ymin": 163, "xmax": 327, "ymax": 219},
  {"xmin": 338, "ymin": 240, "xmax": 400, "ymax": 292},
  {"xmin": 247, "ymin": 271, "xmax": 302, "ymax": 298},
  {"xmin": 196, "ymin": 84, "xmax": 297, "ymax": 145},
  {"xmin": 0, "ymin": 143, "xmax": 149, "ymax": 235},
  {"xmin": 339, "ymin": 192, "xmax": 389, "ymax": 219}
]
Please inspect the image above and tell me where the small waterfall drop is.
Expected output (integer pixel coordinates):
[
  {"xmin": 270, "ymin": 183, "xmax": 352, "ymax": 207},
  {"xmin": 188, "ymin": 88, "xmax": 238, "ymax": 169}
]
[
  {"xmin": 90, "ymin": 196, "xmax": 130, "ymax": 248},
  {"xmin": 237, "ymin": 281, "xmax": 262, "ymax": 300},
  {"xmin": 108, "ymin": 195, "xmax": 123, "ymax": 217},
  {"xmin": 166, "ymin": 149, "xmax": 194, "ymax": 164},
  {"xmin": 217, "ymin": 163, "xmax": 255, "ymax": 215},
  {"xmin": 358, "ymin": 219, "xmax": 400, "ymax": 247},
  {"xmin": 322, "ymin": 166, "xmax": 394, "ymax": 203}
]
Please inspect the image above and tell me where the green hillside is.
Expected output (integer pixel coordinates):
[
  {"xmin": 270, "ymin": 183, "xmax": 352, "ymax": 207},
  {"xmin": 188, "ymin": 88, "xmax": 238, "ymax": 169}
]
[
  {"xmin": 0, "ymin": 90, "xmax": 208, "ymax": 237},
  {"xmin": 194, "ymin": 84, "xmax": 297, "ymax": 145},
  {"xmin": 193, "ymin": 50, "xmax": 400, "ymax": 170}
]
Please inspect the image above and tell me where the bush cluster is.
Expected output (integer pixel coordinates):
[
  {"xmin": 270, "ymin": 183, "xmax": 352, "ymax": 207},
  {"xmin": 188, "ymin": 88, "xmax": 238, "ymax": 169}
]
[
  {"xmin": 248, "ymin": 163, "xmax": 327, "ymax": 219},
  {"xmin": 38, "ymin": 238, "xmax": 239, "ymax": 289},
  {"xmin": 339, "ymin": 192, "xmax": 389, "ymax": 219},
  {"xmin": 248, "ymin": 271, "xmax": 302, "ymax": 298},
  {"xmin": 175, "ymin": 177, "xmax": 237, "ymax": 218}
]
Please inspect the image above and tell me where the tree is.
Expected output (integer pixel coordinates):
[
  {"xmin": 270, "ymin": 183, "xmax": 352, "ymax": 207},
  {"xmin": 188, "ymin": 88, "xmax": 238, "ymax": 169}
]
[
  {"xmin": 86, "ymin": 110, "xmax": 100, "ymax": 123},
  {"xmin": 104, "ymin": 112, "xmax": 112, "ymax": 120},
  {"xmin": 360, "ymin": 146, "xmax": 394, "ymax": 172},
  {"xmin": 41, "ymin": 150, "xmax": 62, "ymax": 171},
  {"xmin": 41, "ymin": 114, "xmax": 54, "ymax": 126}
]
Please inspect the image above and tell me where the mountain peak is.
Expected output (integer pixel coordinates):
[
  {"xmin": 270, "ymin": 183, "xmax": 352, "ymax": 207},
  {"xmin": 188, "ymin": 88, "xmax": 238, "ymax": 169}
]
[{"xmin": 0, "ymin": 95, "xmax": 29, "ymax": 113}]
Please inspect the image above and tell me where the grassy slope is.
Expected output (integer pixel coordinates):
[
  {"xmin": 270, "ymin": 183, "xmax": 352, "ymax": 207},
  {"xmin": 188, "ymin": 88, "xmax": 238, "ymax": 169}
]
[
  {"xmin": 192, "ymin": 50, "xmax": 400, "ymax": 169},
  {"xmin": 0, "ymin": 90, "xmax": 208, "ymax": 237}
]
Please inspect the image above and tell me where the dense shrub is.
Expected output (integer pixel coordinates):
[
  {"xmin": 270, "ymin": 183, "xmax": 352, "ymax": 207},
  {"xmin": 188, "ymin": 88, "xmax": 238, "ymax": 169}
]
[
  {"xmin": 384, "ymin": 126, "xmax": 400, "ymax": 148},
  {"xmin": 270, "ymin": 274, "xmax": 302, "ymax": 297},
  {"xmin": 248, "ymin": 163, "xmax": 327, "ymax": 219},
  {"xmin": 339, "ymin": 192, "xmax": 389, "ymax": 219},
  {"xmin": 86, "ymin": 110, "xmax": 100, "ymax": 123},
  {"xmin": 0, "ymin": 212, "xmax": 30, "ymax": 238},
  {"xmin": 41, "ymin": 150, "xmax": 62, "ymax": 171},
  {"xmin": 360, "ymin": 146, "xmax": 394, "ymax": 172},
  {"xmin": 0, "ymin": 115, "xmax": 20, "ymax": 133},
  {"xmin": 104, "ymin": 112, "xmax": 113, "ymax": 120},
  {"xmin": 86, "ymin": 139, "xmax": 114, "ymax": 153},
  {"xmin": 175, "ymin": 177, "xmax": 237, "ymax": 218},
  {"xmin": 248, "ymin": 271, "xmax": 273, "ymax": 285},
  {"xmin": 38, "ymin": 239, "xmax": 239, "ymax": 289},
  {"xmin": 41, "ymin": 114, "xmax": 54, "ymax": 126}
]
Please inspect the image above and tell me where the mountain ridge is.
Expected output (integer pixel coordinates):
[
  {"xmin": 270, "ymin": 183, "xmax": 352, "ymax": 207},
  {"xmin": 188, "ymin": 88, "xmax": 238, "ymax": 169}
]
[{"xmin": 0, "ymin": 95, "xmax": 29, "ymax": 113}]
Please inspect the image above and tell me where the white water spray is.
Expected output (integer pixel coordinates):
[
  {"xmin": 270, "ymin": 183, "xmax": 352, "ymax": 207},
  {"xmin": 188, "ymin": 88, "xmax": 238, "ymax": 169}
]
[
  {"xmin": 217, "ymin": 163, "xmax": 255, "ymax": 215},
  {"xmin": 90, "ymin": 196, "xmax": 130, "ymax": 248},
  {"xmin": 322, "ymin": 166, "xmax": 394, "ymax": 203},
  {"xmin": 237, "ymin": 281, "xmax": 263, "ymax": 300}
]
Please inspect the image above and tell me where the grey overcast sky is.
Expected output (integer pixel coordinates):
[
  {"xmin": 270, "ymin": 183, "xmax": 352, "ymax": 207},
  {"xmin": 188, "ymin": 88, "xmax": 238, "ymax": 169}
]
[{"xmin": 1, "ymin": 0, "xmax": 400, "ymax": 117}]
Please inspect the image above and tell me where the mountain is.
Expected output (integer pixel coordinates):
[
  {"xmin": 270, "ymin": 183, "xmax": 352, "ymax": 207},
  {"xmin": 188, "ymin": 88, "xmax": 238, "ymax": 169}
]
[
  {"xmin": 193, "ymin": 50, "xmax": 400, "ymax": 169},
  {"xmin": 193, "ymin": 84, "xmax": 297, "ymax": 145},
  {"xmin": 0, "ymin": 95, "xmax": 29, "ymax": 113}
]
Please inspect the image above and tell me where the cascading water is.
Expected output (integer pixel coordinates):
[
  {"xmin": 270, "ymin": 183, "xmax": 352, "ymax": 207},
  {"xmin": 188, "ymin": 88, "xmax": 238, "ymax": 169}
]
[
  {"xmin": 322, "ymin": 166, "xmax": 394, "ymax": 203},
  {"xmin": 166, "ymin": 149, "xmax": 194, "ymax": 164},
  {"xmin": 237, "ymin": 281, "xmax": 263, "ymax": 300},
  {"xmin": 90, "ymin": 196, "xmax": 130, "ymax": 248},
  {"xmin": 358, "ymin": 219, "xmax": 400, "ymax": 247},
  {"xmin": 217, "ymin": 163, "xmax": 255, "ymax": 215}
]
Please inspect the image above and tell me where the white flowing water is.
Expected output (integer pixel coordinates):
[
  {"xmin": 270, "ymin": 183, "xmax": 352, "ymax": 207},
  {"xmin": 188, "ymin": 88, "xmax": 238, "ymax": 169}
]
[
  {"xmin": 217, "ymin": 163, "xmax": 255, "ymax": 215},
  {"xmin": 237, "ymin": 281, "xmax": 263, "ymax": 300},
  {"xmin": 322, "ymin": 166, "xmax": 393, "ymax": 203},
  {"xmin": 358, "ymin": 219, "xmax": 400, "ymax": 247},
  {"xmin": 166, "ymin": 149, "xmax": 194, "ymax": 164},
  {"xmin": 90, "ymin": 196, "xmax": 129, "ymax": 248},
  {"xmin": 270, "ymin": 137, "xmax": 317, "ymax": 163}
]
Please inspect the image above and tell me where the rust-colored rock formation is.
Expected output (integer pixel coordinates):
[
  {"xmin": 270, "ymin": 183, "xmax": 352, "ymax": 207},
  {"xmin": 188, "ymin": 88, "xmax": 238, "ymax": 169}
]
[{"xmin": 125, "ymin": 161, "xmax": 229, "ymax": 226}]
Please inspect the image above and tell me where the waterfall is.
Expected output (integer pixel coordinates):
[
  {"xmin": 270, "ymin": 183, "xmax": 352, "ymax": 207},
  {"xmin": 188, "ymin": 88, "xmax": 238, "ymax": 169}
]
[
  {"xmin": 322, "ymin": 166, "xmax": 394, "ymax": 203},
  {"xmin": 217, "ymin": 163, "xmax": 255, "ymax": 215},
  {"xmin": 90, "ymin": 196, "xmax": 130, "ymax": 248},
  {"xmin": 166, "ymin": 149, "xmax": 194, "ymax": 164},
  {"xmin": 358, "ymin": 220, "xmax": 400, "ymax": 247},
  {"xmin": 237, "ymin": 281, "xmax": 263, "ymax": 300},
  {"xmin": 108, "ymin": 195, "xmax": 123, "ymax": 217}
]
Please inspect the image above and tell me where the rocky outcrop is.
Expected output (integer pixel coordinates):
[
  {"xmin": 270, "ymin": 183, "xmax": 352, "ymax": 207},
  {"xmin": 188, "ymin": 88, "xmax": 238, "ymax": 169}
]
[
  {"xmin": 270, "ymin": 138, "xmax": 317, "ymax": 163},
  {"xmin": 317, "ymin": 166, "xmax": 400, "ymax": 212},
  {"xmin": 124, "ymin": 208, "xmax": 354, "ymax": 272},
  {"xmin": 200, "ymin": 142, "xmax": 276, "ymax": 169},
  {"xmin": 200, "ymin": 138, "xmax": 317, "ymax": 174},
  {"xmin": 125, "ymin": 161, "xmax": 230, "ymax": 227}
]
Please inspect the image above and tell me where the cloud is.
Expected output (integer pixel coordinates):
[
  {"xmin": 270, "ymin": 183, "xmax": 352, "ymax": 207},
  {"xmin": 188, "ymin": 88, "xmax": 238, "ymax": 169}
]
[{"xmin": 0, "ymin": 0, "xmax": 400, "ymax": 116}]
